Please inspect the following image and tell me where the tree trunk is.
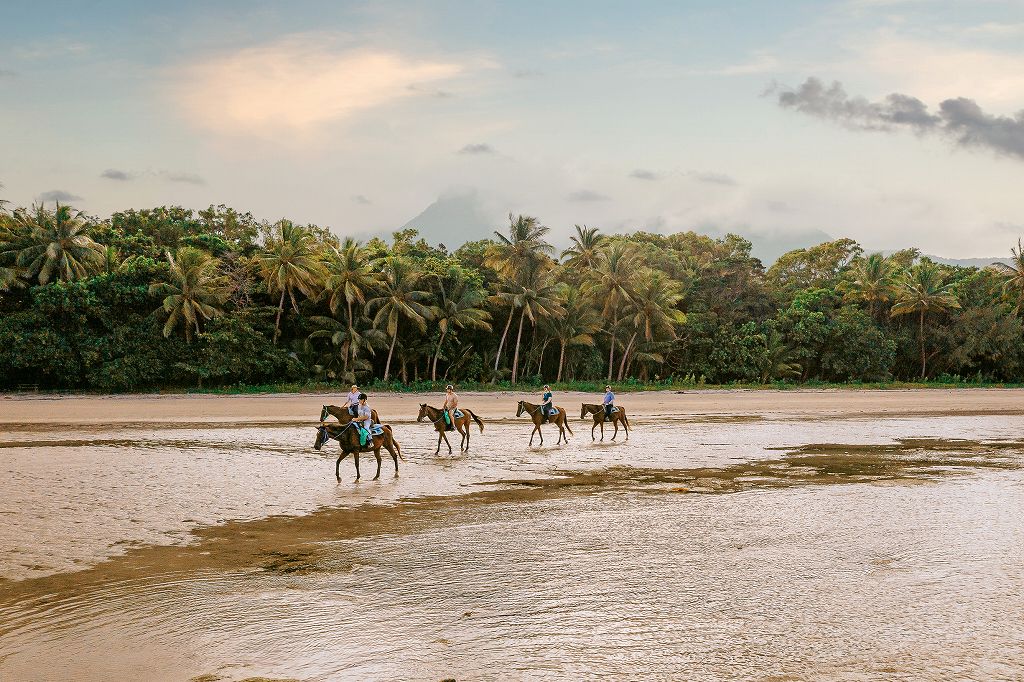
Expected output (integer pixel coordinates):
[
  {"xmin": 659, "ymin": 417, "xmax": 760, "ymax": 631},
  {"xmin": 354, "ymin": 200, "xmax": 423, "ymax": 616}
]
[
  {"xmin": 347, "ymin": 298, "xmax": 355, "ymax": 369},
  {"xmin": 557, "ymin": 341, "xmax": 566, "ymax": 382},
  {"xmin": 511, "ymin": 311, "xmax": 526, "ymax": 384},
  {"xmin": 919, "ymin": 309, "xmax": 927, "ymax": 380},
  {"xmin": 431, "ymin": 329, "xmax": 447, "ymax": 381},
  {"xmin": 607, "ymin": 312, "xmax": 618, "ymax": 382},
  {"xmin": 618, "ymin": 332, "xmax": 638, "ymax": 381},
  {"xmin": 537, "ymin": 338, "xmax": 550, "ymax": 376},
  {"xmin": 494, "ymin": 307, "xmax": 515, "ymax": 372},
  {"xmin": 384, "ymin": 329, "xmax": 398, "ymax": 381},
  {"xmin": 273, "ymin": 289, "xmax": 286, "ymax": 345}
]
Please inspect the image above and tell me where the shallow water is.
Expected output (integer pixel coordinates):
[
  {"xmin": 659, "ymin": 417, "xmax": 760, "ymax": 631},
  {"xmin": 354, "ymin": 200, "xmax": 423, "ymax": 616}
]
[{"xmin": 1, "ymin": 412, "xmax": 1024, "ymax": 680}]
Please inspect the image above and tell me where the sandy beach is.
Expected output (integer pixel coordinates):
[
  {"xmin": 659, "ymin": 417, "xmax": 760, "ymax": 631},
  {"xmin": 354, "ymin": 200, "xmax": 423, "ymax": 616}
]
[{"xmin": 3, "ymin": 387, "xmax": 1024, "ymax": 424}]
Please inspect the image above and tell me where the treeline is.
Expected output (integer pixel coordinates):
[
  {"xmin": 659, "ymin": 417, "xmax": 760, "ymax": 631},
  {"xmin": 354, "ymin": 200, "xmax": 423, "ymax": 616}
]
[{"xmin": 1, "ymin": 199, "xmax": 1024, "ymax": 392}]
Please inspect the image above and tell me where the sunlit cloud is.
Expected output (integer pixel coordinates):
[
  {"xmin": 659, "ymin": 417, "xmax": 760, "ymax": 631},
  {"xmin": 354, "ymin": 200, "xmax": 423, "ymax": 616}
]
[{"xmin": 175, "ymin": 34, "xmax": 464, "ymax": 136}]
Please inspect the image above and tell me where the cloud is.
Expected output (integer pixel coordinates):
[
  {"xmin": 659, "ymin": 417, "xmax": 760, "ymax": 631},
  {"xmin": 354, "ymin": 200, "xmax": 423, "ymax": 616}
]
[
  {"xmin": 687, "ymin": 171, "xmax": 738, "ymax": 186},
  {"xmin": 352, "ymin": 194, "xmax": 372, "ymax": 205},
  {"xmin": 567, "ymin": 189, "xmax": 610, "ymax": 202},
  {"xmin": 176, "ymin": 34, "xmax": 464, "ymax": 135},
  {"xmin": 458, "ymin": 143, "xmax": 496, "ymax": 155},
  {"xmin": 773, "ymin": 77, "xmax": 1024, "ymax": 160},
  {"xmin": 160, "ymin": 171, "xmax": 205, "ymax": 185},
  {"xmin": 100, "ymin": 168, "xmax": 205, "ymax": 184},
  {"xmin": 512, "ymin": 68, "xmax": 543, "ymax": 78},
  {"xmin": 38, "ymin": 190, "xmax": 83, "ymax": 203},
  {"xmin": 629, "ymin": 169, "xmax": 660, "ymax": 181},
  {"xmin": 101, "ymin": 168, "xmax": 132, "ymax": 181}
]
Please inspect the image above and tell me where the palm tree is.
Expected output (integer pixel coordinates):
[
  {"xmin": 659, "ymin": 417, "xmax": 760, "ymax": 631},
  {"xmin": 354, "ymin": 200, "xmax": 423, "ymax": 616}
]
[
  {"xmin": 992, "ymin": 239, "xmax": 1024, "ymax": 313},
  {"xmin": 617, "ymin": 271, "xmax": 685, "ymax": 379},
  {"xmin": 890, "ymin": 261, "xmax": 961, "ymax": 379},
  {"xmin": 323, "ymin": 238, "xmax": 379, "ymax": 371},
  {"xmin": 307, "ymin": 313, "xmax": 386, "ymax": 382},
  {"xmin": 560, "ymin": 224, "xmax": 605, "ymax": 269},
  {"xmin": 510, "ymin": 268, "xmax": 564, "ymax": 383},
  {"xmin": 760, "ymin": 330, "xmax": 802, "ymax": 383},
  {"xmin": 486, "ymin": 214, "xmax": 555, "ymax": 372},
  {"xmin": 13, "ymin": 203, "xmax": 104, "ymax": 284},
  {"xmin": 258, "ymin": 220, "xmax": 326, "ymax": 344},
  {"xmin": 367, "ymin": 258, "xmax": 435, "ymax": 381},
  {"xmin": 591, "ymin": 242, "xmax": 639, "ymax": 381},
  {"xmin": 547, "ymin": 283, "xmax": 600, "ymax": 382},
  {"xmin": 431, "ymin": 278, "xmax": 492, "ymax": 381},
  {"xmin": 0, "ymin": 215, "xmax": 29, "ymax": 291},
  {"xmin": 843, "ymin": 252, "xmax": 894, "ymax": 319},
  {"xmin": 149, "ymin": 246, "xmax": 229, "ymax": 342}
]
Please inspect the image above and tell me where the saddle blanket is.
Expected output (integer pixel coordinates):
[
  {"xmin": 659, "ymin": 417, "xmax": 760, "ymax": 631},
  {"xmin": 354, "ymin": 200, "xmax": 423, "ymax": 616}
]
[
  {"xmin": 452, "ymin": 409, "xmax": 464, "ymax": 419},
  {"xmin": 368, "ymin": 424, "xmax": 385, "ymax": 436}
]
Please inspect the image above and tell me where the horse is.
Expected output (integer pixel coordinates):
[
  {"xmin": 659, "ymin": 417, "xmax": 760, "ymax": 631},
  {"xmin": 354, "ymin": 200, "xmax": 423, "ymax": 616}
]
[
  {"xmin": 516, "ymin": 400, "xmax": 573, "ymax": 446},
  {"xmin": 314, "ymin": 420, "xmax": 403, "ymax": 481},
  {"xmin": 581, "ymin": 403, "xmax": 630, "ymax": 441},
  {"xmin": 416, "ymin": 404, "xmax": 484, "ymax": 454},
  {"xmin": 321, "ymin": 404, "xmax": 381, "ymax": 425}
]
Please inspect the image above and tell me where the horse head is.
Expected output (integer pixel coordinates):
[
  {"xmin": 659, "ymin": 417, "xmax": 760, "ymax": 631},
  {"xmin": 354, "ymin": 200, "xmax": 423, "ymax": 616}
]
[
  {"xmin": 313, "ymin": 425, "xmax": 328, "ymax": 451},
  {"xmin": 319, "ymin": 405, "xmax": 329, "ymax": 422},
  {"xmin": 516, "ymin": 401, "xmax": 525, "ymax": 417},
  {"xmin": 580, "ymin": 404, "xmax": 589, "ymax": 420},
  {"xmin": 416, "ymin": 403, "xmax": 428, "ymax": 421}
]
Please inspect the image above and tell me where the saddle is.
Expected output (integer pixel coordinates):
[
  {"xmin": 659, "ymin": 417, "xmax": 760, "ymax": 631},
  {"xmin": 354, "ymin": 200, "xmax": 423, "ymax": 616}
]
[
  {"xmin": 603, "ymin": 406, "xmax": 620, "ymax": 422},
  {"xmin": 443, "ymin": 408, "xmax": 463, "ymax": 431}
]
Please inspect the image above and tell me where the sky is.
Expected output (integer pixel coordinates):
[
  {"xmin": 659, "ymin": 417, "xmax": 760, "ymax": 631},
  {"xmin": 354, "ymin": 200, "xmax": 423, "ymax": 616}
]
[{"xmin": 2, "ymin": 0, "xmax": 1024, "ymax": 257}]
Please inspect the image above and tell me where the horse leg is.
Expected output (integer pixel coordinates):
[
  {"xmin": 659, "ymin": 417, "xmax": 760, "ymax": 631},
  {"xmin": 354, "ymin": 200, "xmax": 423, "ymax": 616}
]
[
  {"xmin": 386, "ymin": 441, "xmax": 399, "ymax": 476},
  {"xmin": 462, "ymin": 423, "xmax": 469, "ymax": 451},
  {"xmin": 622, "ymin": 415, "xmax": 629, "ymax": 440},
  {"xmin": 435, "ymin": 430, "xmax": 443, "ymax": 455},
  {"xmin": 336, "ymin": 452, "xmax": 343, "ymax": 481},
  {"xmin": 354, "ymin": 451, "xmax": 361, "ymax": 480},
  {"xmin": 442, "ymin": 431, "xmax": 452, "ymax": 454},
  {"xmin": 372, "ymin": 447, "xmax": 382, "ymax": 480},
  {"xmin": 591, "ymin": 417, "xmax": 597, "ymax": 441},
  {"xmin": 529, "ymin": 424, "xmax": 536, "ymax": 446}
]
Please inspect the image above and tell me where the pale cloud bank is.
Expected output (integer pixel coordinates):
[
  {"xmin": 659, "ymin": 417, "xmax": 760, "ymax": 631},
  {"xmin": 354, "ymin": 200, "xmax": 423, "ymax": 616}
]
[{"xmin": 176, "ymin": 34, "xmax": 464, "ymax": 136}]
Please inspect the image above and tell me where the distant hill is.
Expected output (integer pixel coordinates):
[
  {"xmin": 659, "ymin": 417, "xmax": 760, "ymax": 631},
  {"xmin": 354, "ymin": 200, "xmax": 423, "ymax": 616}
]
[{"xmin": 393, "ymin": 189, "xmax": 1008, "ymax": 267}]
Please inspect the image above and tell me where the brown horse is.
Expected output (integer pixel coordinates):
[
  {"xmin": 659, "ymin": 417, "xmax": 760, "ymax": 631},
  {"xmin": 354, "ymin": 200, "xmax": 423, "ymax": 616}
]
[
  {"xmin": 321, "ymin": 404, "xmax": 381, "ymax": 425},
  {"xmin": 417, "ymin": 404, "xmax": 484, "ymax": 454},
  {"xmin": 314, "ymin": 421, "xmax": 403, "ymax": 481},
  {"xmin": 516, "ymin": 400, "xmax": 573, "ymax": 446},
  {"xmin": 581, "ymin": 404, "xmax": 630, "ymax": 441}
]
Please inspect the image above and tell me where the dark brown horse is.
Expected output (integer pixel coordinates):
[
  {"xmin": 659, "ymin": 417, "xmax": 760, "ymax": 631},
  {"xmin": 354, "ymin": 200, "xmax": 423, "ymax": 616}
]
[
  {"xmin": 516, "ymin": 400, "xmax": 573, "ymax": 446},
  {"xmin": 416, "ymin": 404, "xmax": 484, "ymax": 454},
  {"xmin": 314, "ymin": 421, "xmax": 403, "ymax": 481},
  {"xmin": 581, "ymin": 403, "xmax": 630, "ymax": 441},
  {"xmin": 321, "ymin": 404, "xmax": 381, "ymax": 425}
]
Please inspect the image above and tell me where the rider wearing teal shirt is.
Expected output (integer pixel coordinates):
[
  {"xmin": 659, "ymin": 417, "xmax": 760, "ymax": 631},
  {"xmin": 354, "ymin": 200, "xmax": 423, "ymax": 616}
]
[
  {"xmin": 542, "ymin": 385, "xmax": 553, "ymax": 419},
  {"xmin": 353, "ymin": 393, "xmax": 372, "ymax": 445}
]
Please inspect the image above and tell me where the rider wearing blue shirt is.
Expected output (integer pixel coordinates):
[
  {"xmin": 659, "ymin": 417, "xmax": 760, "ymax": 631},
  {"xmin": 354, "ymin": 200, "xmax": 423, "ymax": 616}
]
[
  {"xmin": 343, "ymin": 384, "xmax": 361, "ymax": 417},
  {"xmin": 542, "ymin": 385, "xmax": 553, "ymax": 420},
  {"xmin": 602, "ymin": 385, "xmax": 615, "ymax": 421}
]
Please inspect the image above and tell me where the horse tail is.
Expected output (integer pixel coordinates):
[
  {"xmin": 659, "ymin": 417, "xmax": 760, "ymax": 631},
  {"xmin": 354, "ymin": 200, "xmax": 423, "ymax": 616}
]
[
  {"xmin": 383, "ymin": 425, "xmax": 405, "ymax": 461},
  {"xmin": 562, "ymin": 408, "xmax": 574, "ymax": 435},
  {"xmin": 468, "ymin": 409, "xmax": 484, "ymax": 433},
  {"xmin": 621, "ymin": 410, "xmax": 630, "ymax": 427}
]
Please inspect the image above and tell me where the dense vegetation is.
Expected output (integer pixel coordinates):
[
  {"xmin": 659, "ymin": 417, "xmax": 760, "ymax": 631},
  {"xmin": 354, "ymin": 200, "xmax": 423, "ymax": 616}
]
[{"xmin": 2, "ymin": 198, "xmax": 1024, "ymax": 392}]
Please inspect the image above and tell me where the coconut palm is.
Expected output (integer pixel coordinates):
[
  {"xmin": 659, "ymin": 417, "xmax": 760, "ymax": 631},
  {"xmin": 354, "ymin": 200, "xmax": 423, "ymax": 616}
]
[
  {"xmin": 890, "ymin": 261, "xmax": 961, "ymax": 379},
  {"xmin": 323, "ymin": 238, "xmax": 379, "ymax": 370},
  {"xmin": 591, "ymin": 242, "xmax": 639, "ymax": 380},
  {"xmin": 546, "ymin": 283, "xmax": 600, "ymax": 382},
  {"xmin": 307, "ymin": 313, "xmax": 386, "ymax": 382},
  {"xmin": 13, "ymin": 203, "xmax": 104, "ymax": 284},
  {"xmin": 843, "ymin": 252, "xmax": 894, "ymax": 319},
  {"xmin": 510, "ymin": 268, "xmax": 564, "ymax": 383},
  {"xmin": 760, "ymin": 330, "xmax": 802, "ymax": 383},
  {"xmin": 367, "ymin": 258, "xmax": 435, "ymax": 381},
  {"xmin": 560, "ymin": 224, "xmax": 605, "ymax": 270},
  {"xmin": 258, "ymin": 220, "xmax": 326, "ymax": 344},
  {"xmin": 149, "ymin": 246, "xmax": 229, "ymax": 342},
  {"xmin": 431, "ymin": 278, "xmax": 492, "ymax": 381},
  {"xmin": 991, "ymin": 239, "xmax": 1024, "ymax": 313},
  {"xmin": 0, "ymin": 215, "xmax": 29, "ymax": 291},
  {"xmin": 617, "ymin": 271, "xmax": 685, "ymax": 379},
  {"xmin": 487, "ymin": 214, "xmax": 555, "ymax": 371}
]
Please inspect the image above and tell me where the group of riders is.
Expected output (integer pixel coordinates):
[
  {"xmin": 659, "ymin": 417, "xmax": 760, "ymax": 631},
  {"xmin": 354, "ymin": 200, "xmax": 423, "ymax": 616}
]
[{"xmin": 339, "ymin": 382, "xmax": 618, "ymax": 442}]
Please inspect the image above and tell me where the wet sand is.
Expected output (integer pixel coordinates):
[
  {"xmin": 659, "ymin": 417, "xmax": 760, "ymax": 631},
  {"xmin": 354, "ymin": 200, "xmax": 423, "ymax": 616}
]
[
  {"xmin": 4, "ymin": 386, "xmax": 1024, "ymax": 424},
  {"xmin": 2, "ymin": 390, "xmax": 1024, "ymax": 680}
]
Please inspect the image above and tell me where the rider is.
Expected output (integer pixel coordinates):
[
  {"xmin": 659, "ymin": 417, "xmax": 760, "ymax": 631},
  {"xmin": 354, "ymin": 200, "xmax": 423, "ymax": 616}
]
[
  {"xmin": 343, "ymin": 384, "xmax": 361, "ymax": 417},
  {"xmin": 602, "ymin": 385, "xmax": 615, "ymax": 421},
  {"xmin": 443, "ymin": 385, "xmax": 459, "ymax": 431},
  {"xmin": 353, "ymin": 393, "xmax": 373, "ymax": 445},
  {"xmin": 541, "ymin": 384, "xmax": 553, "ymax": 422}
]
